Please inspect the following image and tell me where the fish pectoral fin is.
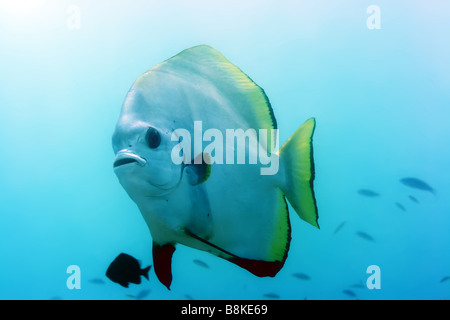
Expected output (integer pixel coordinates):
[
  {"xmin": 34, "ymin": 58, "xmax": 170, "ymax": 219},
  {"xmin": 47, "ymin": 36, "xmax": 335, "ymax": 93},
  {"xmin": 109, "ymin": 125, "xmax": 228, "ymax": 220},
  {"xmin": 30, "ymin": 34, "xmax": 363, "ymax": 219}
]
[
  {"xmin": 152, "ymin": 242, "xmax": 176, "ymax": 290},
  {"xmin": 184, "ymin": 153, "xmax": 211, "ymax": 185}
]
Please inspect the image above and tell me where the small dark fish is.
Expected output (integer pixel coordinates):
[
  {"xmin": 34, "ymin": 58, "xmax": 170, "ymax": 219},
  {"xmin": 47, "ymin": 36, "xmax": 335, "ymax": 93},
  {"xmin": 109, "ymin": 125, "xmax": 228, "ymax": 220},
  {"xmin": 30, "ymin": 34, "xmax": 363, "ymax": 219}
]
[
  {"xmin": 343, "ymin": 290, "xmax": 357, "ymax": 298},
  {"xmin": 440, "ymin": 276, "xmax": 450, "ymax": 283},
  {"xmin": 106, "ymin": 253, "xmax": 151, "ymax": 288},
  {"xmin": 50, "ymin": 296, "xmax": 62, "ymax": 300},
  {"xmin": 184, "ymin": 294, "xmax": 195, "ymax": 300},
  {"xmin": 350, "ymin": 281, "xmax": 365, "ymax": 289},
  {"xmin": 263, "ymin": 293, "xmax": 280, "ymax": 299},
  {"xmin": 292, "ymin": 272, "xmax": 311, "ymax": 280},
  {"xmin": 334, "ymin": 221, "xmax": 346, "ymax": 235},
  {"xmin": 408, "ymin": 196, "xmax": 419, "ymax": 204},
  {"xmin": 193, "ymin": 259, "xmax": 210, "ymax": 269},
  {"xmin": 135, "ymin": 289, "xmax": 151, "ymax": 300},
  {"xmin": 88, "ymin": 278, "xmax": 105, "ymax": 285},
  {"xmin": 395, "ymin": 202, "xmax": 406, "ymax": 212},
  {"xmin": 400, "ymin": 178, "xmax": 435, "ymax": 195},
  {"xmin": 357, "ymin": 189, "xmax": 380, "ymax": 197},
  {"xmin": 356, "ymin": 231, "xmax": 375, "ymax": 242}
]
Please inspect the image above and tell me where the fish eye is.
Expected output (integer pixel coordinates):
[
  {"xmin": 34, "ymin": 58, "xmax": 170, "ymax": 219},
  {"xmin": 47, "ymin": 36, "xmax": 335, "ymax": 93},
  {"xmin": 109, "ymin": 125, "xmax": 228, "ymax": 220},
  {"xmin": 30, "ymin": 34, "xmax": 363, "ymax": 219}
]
[{"xmin": 145, "ymin": 127, "xmax": 161, "ymax": 149}]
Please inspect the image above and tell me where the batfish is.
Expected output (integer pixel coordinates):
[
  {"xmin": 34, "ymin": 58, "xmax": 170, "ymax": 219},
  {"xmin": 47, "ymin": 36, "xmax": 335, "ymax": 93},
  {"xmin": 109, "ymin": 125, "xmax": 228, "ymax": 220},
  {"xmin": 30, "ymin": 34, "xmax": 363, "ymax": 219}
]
[
  {"xmin": 193, "ymin": 259, "xmax": 210, "ymax": 269},
  {"xmin": 333, "ymin": 221, "xmax": 346, "ymax": 235},
  {"xmin": 112, "ymin": 45, "xmax": 319, "ymax": 289},
  {"xmin": 400, "ymin": 177, "xmax": 435, "ymax": 195},
  {"xmin": 343, "ymin": 289, "xmax": 357, "ymax": 298},
  {"xmin": 292, "ymin": 272, "xmax": 311, "ymax": 280},
  {"xmin": 356, "ymin": 231, "xmax": 375, "ymax": 242},
  {"xmin": 357, "ymin": 189, "xmax": 380, "ymax": 197}
]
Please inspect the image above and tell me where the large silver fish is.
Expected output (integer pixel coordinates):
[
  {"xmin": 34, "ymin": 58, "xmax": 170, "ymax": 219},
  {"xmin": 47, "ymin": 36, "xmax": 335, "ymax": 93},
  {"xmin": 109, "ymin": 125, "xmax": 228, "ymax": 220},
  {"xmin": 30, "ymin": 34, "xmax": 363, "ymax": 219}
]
[{"xmin": 112, "ymin": 45, "xmax": 319, "ymax": 289}]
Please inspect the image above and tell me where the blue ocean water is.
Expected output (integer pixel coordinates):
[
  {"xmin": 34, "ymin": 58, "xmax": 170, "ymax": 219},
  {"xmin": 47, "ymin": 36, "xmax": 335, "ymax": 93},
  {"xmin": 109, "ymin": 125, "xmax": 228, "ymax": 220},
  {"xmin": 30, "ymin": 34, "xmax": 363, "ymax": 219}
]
[{"xmin": 0, "ymin": 0, "xmax": 449, "ymax": 300}]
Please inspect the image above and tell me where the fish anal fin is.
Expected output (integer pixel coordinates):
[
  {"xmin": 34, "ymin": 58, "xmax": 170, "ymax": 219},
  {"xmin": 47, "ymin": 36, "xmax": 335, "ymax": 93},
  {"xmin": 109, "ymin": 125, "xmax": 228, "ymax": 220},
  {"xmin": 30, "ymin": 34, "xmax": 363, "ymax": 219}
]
[
  {"xmin": 184, "ymin": 228, "xmax": 284, "ymax": 278},
  {"xmin": 152, "ymin": 242, "xmax": 176, "ymax": 290},
  {"xmin": 229, "ymin": 257, "xmax": 284, "ymax": 278}
]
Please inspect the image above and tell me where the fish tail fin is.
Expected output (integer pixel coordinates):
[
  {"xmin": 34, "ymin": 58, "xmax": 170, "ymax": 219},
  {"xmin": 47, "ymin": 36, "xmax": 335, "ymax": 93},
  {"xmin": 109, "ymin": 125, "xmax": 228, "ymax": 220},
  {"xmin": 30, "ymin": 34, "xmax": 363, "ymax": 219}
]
[
  {"xmin": 278, "ymin": 118, "xmax": 319, "ymax": 228},
  {"xmin": 141, "ymin": 265, "xmax": 151, "ymax": 281}
]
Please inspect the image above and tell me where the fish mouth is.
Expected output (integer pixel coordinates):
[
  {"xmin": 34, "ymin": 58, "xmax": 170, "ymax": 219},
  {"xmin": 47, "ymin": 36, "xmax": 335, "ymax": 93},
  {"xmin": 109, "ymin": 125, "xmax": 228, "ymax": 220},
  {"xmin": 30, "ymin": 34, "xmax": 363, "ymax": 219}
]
[{"xmin": 113, "ymin": 151, "xmax": 147, "ymax": 168}]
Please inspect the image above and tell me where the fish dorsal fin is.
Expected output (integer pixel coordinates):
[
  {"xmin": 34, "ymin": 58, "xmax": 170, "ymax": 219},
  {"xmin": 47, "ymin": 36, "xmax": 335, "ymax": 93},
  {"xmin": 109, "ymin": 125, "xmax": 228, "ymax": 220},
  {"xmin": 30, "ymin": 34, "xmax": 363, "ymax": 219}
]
[{"xmin": 157, "ymin": 45, "xmax": 277, "ymax": 152}]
